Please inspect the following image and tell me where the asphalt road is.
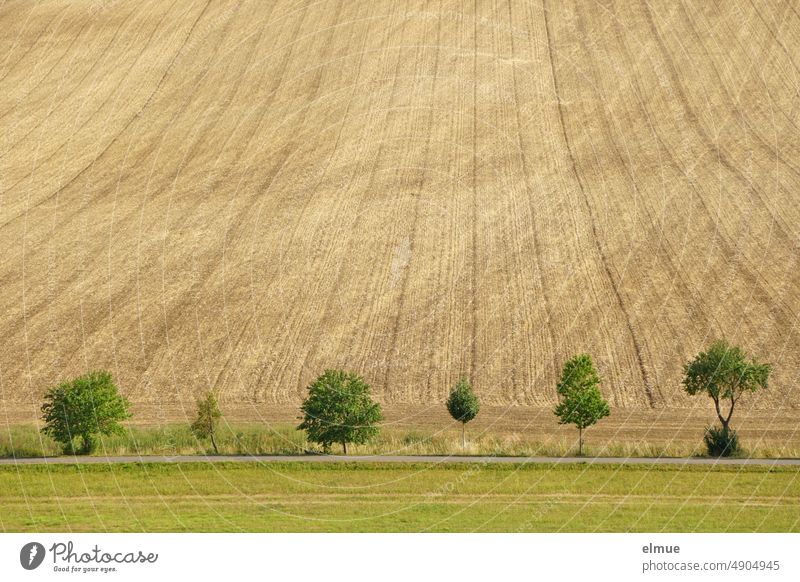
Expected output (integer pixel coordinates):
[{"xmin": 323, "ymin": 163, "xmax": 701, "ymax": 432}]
[{"xmin": 1, "ymin": 455, "xmax": 798, "ymax": 466}]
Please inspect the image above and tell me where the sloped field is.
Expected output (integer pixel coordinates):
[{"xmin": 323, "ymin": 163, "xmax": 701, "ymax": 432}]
[{"xmin": 1, "ymin": 0, "xmax": 799, "ymax": 421}]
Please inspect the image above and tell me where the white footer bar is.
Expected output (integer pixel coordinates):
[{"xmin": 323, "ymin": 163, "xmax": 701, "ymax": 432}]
[{"xmin": 1, "ymin": 534, "xmax": 796, "ymax": 581}]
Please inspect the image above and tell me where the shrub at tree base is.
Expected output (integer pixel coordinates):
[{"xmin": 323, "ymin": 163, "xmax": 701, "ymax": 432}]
[
  {"xmin": 703, "ymin": 426, "xmax": 740, "ymax": 457},
  {"xmin": 41, "ymin": 371, "xmax": 131, "ymax": 455}
]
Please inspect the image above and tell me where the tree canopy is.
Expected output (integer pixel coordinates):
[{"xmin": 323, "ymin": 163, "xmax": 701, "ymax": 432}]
[
  {"xmin": 41, "ymin": 371, "xmax": 131, "ymax": 454},
  {"xmin": 298, "ymin": 369, "xmax": 383, "ymax": 454},
  {"xmin": 682, "ymin": 339, "xmax": 771, "ymax": 431}
]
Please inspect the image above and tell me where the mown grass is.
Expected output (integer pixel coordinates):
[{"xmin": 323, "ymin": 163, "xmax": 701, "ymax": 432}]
[
  {"xmin": 3, "ymin": 422, "xmax": 800, "ymax": 459},
  {"xmin": 0, "ymin": 462, "xmax": 798, "ymax": 532}
]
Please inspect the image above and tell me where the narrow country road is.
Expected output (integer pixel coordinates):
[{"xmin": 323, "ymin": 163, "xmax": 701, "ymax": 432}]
[{"xmin": 1, "ymin": 455, "xmax": 798, "ymax": 466}]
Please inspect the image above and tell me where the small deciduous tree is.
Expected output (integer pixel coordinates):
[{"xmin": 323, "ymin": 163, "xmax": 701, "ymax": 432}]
[
  {"xmin": 446, "ymin": 377, "xmax": 480, "ymax": 448},
  {"xmin": 190, "ymin": 391, "xmax": 222, "ymax": 454},
  {"xmin": 682, "ymin": 340, "xmax": 771, "ymax": 432},
  {"xmin": 298, "ymin": 369, "xmax": 382, "ymax": 454},
  {"xmin": 41, "ymin": 371, "xmax": 131, "ymax": 455},
  {"xmin": 683, "ymin": 340, "xmax": 770, "ymax": 456},
  {"xmin": 553, "ymin": 354, "xmax": 610, "ymax": 456}
]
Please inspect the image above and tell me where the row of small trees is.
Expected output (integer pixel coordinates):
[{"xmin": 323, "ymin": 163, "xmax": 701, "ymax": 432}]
[
  {"xmin": 446, "ymin": 353, "xmax": 609, "ymax": 456},
  {"xmin": 38, "ymin": 339, "xmax": 770, "ymax": 458}
]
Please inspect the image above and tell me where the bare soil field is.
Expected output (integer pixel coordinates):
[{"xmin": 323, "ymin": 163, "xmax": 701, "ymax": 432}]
[{"xmin": 1, "ymin": 1, "xmax": 799, "ymax": 426}]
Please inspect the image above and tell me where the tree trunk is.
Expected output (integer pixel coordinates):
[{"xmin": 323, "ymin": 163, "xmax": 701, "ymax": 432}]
[
  {"xmin": 342, "ymin": 440, "xmax": 347, "ymax": 455},
  {"xmin": 723, "ymin": 395, "xmax": 736, "ymax": 431},
  {"xmin": 210, "ymin": 430, "xmax": 219, "ymax": 454},
  {"xmin": 462, "ymin": 423, "xmax": 466, "ymax": 448},
  {"xmin": 578, "ymin": 428, "xmax": 583, "ymax": 456},
  {"xmin": 81, "ymin": 434, "xmax": 94, "ymax": 455},
  {"xmin": 713, "ymin": 396, "xmax": 734, "ymax": 431}
]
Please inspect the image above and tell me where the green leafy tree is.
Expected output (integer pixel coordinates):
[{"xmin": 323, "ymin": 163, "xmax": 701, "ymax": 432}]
[
  {"xmin": 190, "ymin": 391, "xmax": 223, "ymax": 454},
  {"xmin": 41, "ymin": 371, "xmax": 131, "ymax": 454},
  {"xmin": 298, "ymin": 369, "xmax": 383, "ymax": 454},
  {"xmin": 446, "ymin": 377, "xmax": 480, "ymax": 448},
  {"xmin": 553, "ymin": 354, "xmax": 610, "ymax": 456},
  {"xmin": 682, "ymin": 340, "xmax": 771, "ymax": 433}
]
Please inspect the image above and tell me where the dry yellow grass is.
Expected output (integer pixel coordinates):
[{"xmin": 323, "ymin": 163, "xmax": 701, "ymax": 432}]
[{"xmin": 1, "ymin": 1, "xmax": 799, "ymax": 430}]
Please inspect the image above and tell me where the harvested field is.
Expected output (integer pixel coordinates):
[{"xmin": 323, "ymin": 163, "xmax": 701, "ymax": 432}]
[{"xmin": 1, "ymin": 1, "xmax": 799, "ymax": 423}]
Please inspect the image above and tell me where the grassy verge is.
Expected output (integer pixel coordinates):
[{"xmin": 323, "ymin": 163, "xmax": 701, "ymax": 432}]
[
  {"xmin": 0, "ymin": 423, "xmax": 760, "ymax": 458},
  {"xmin": 0, "ymin": 462, "xmax": 798, "ymax": 532},
  {"xmin": 3, "ymin": 422, "xmax": 800, "ymax": 459}
]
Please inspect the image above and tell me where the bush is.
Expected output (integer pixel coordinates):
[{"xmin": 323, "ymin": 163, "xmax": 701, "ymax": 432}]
[{"xmin": 703, "ymin": 426, "xmax": 740, "ymax": 457}]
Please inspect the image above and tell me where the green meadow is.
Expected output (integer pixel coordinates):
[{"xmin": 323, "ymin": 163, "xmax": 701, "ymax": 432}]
[{"xmin": 1, "ymin": 462, "xmax": 798, "ymax": 532}]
